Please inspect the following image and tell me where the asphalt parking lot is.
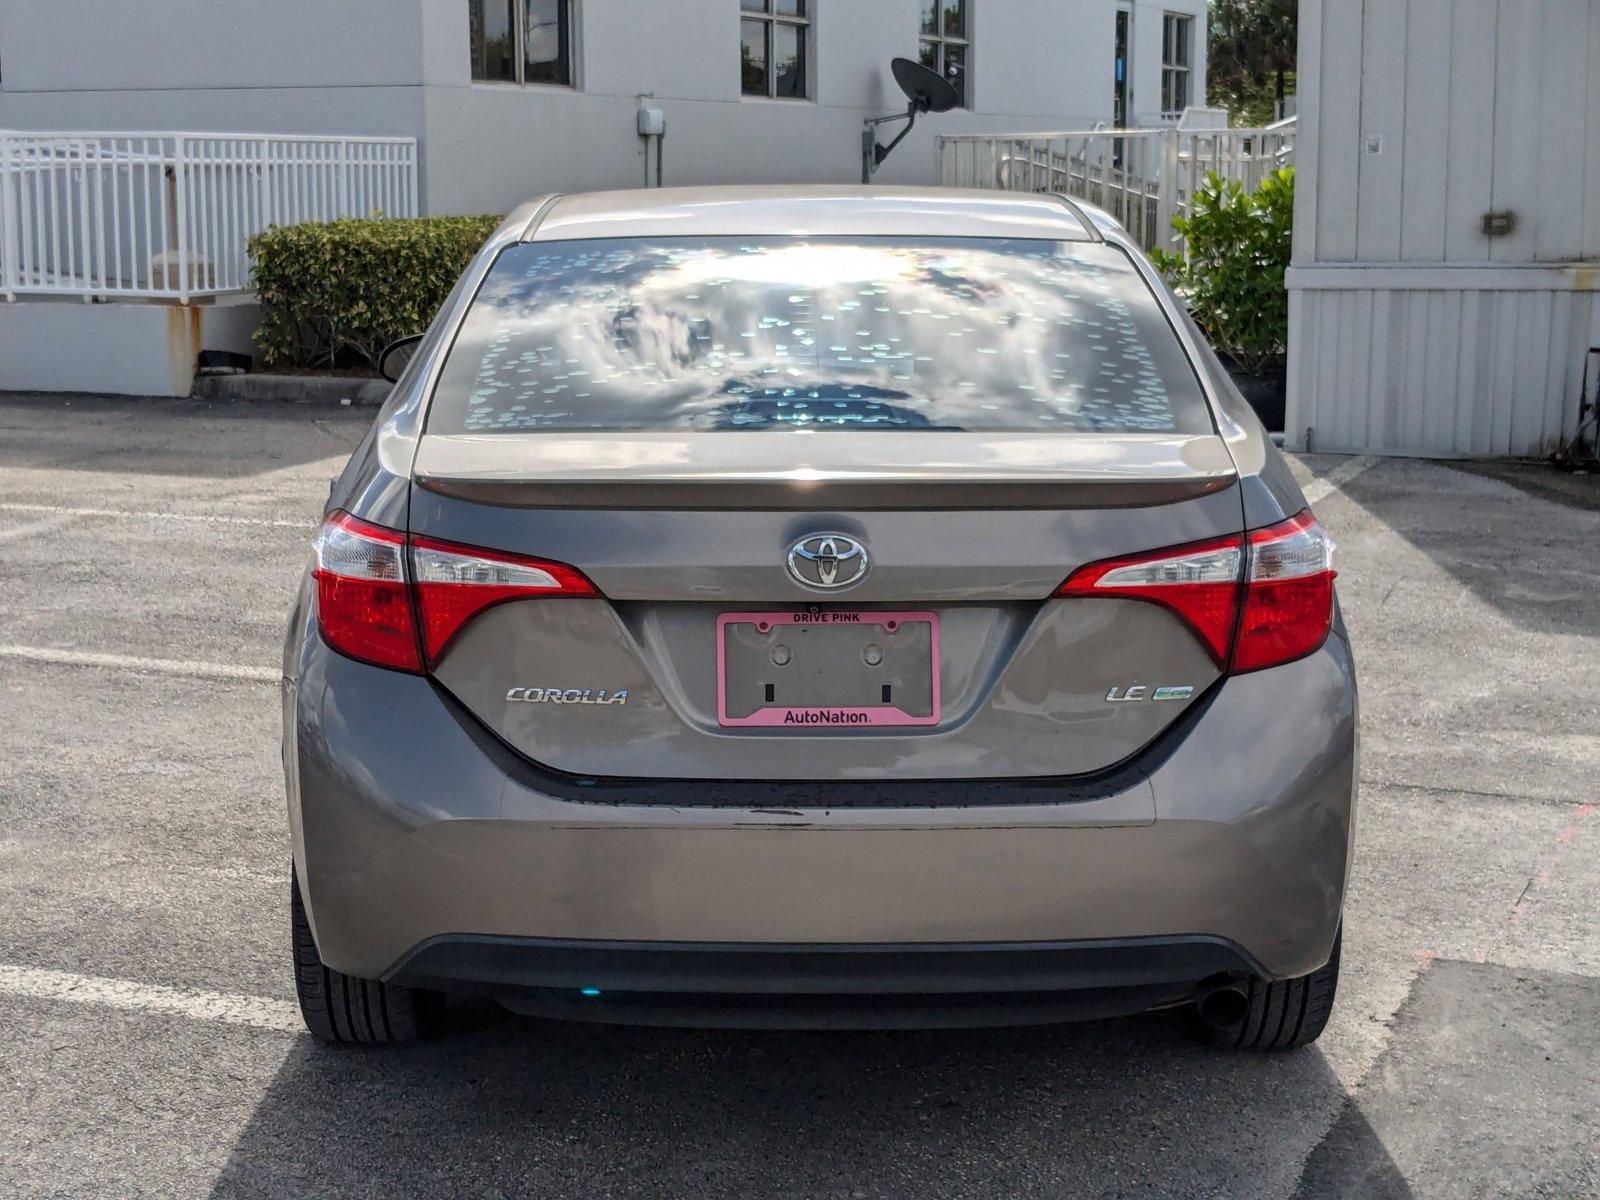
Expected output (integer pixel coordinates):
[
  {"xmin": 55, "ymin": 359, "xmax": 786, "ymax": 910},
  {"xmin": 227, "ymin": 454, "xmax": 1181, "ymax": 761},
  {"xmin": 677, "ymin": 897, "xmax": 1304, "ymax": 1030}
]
[{"xmin": 1, "ymin": 393, "xmax": 1596, "ymax": 1199}]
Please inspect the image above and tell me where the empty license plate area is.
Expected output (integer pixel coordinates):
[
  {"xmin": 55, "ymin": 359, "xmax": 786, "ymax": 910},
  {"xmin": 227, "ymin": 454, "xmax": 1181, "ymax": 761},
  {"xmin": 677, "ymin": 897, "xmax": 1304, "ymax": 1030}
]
[{"xmin": 716, "ymin": 611, "xmax": 940, "ymax": 729}]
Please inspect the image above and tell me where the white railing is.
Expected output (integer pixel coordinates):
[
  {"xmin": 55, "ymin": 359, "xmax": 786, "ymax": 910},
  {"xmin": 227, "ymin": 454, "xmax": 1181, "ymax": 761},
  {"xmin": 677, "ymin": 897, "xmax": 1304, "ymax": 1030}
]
[
  {"xmin": 0, "ymin": 131, "xmax": 419, "ymax": 303},
  {"xmin": 938, "ymin": 120, "xmax": 1295, "ymax": 254}
]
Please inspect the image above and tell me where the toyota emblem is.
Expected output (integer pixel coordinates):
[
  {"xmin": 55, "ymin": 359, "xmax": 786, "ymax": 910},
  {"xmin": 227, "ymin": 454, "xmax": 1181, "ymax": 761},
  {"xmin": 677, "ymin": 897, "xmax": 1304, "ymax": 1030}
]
[{"xmin": 787, "ymin": 534, "xmax": 869, "ymax": 590}]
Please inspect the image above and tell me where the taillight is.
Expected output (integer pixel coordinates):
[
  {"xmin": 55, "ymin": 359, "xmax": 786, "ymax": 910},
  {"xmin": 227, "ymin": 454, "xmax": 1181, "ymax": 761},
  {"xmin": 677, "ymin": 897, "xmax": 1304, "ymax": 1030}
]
[
  {"xmin": 1233, "ymin": 511, "xmax": 1337, "ymax": 673},
  {"xmin": 1057, "ymin": 510, "xmax": 1336, "ymax": 673},
  {"xmin": 313, "ymin": 512, "xmax": 422, "ymax": 673},
  {"xmin": 410, "ymin": 534, "xmax": 597, "ymax": 662},
  {"xmin": 1058, "ymin": 534, "xmax": 1244, "ymax": 664},
  {"xmin": 312, "ymin": 512, "xmax": 598, "ymax": 671}
]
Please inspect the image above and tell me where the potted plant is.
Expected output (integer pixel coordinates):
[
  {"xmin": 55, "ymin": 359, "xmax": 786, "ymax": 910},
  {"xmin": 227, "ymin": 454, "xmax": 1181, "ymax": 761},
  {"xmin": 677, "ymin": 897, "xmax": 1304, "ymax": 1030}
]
[{"xmin": 1153, "ymin": 167, "xmax": 1294, "ymax": 431}]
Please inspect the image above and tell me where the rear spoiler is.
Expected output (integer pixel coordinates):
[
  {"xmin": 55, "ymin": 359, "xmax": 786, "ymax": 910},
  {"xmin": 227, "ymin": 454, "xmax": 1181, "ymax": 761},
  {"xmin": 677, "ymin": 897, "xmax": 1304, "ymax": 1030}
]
[{"xmin": 412, "ymin": 432, "xmax": 1237, "ymax": 511}]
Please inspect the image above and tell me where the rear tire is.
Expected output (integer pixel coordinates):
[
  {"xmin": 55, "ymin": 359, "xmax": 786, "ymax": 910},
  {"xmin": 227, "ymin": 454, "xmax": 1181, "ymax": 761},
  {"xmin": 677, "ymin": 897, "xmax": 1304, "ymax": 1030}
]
[
  {"xmin": 1195, "ymin": 929, "xmax": 1341, "ymax": 1051},
  {"xmin": 291, "ymin": 871, "xmax": 442, "ymax": 1044}
]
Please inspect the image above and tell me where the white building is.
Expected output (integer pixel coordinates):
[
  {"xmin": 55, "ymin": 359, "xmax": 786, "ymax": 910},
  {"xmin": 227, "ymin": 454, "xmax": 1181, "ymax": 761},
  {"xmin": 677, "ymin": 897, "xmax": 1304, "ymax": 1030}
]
[
  {"xmin": 0, "ymin": 0, "xmax": 1207, "ymax": 216},
  {"xmin": 1286, "ymin": 0, "xmax": 1600, "ymax": 457}
]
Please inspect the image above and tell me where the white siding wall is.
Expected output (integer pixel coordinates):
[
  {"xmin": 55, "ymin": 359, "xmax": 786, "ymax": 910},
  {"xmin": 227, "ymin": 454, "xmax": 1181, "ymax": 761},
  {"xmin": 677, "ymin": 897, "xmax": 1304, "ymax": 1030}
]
[
  {"xmin": 1288, "ymin": 0, "xmax": 1600, "ymax": 456},
  {"xmin": 0, "ymin": 0, "xmax": 1206, "ymax": 215},
  {"xmin": 1288, "ymin": 267, "xmax": 1595, "ymax": 455},
  {"xmin": 0, "ymin": 1, "xmax": 430, "ymax": 140},
  {"xmin": 418, "ymin": 0, "xmax": 1203, "ymax": 213}
]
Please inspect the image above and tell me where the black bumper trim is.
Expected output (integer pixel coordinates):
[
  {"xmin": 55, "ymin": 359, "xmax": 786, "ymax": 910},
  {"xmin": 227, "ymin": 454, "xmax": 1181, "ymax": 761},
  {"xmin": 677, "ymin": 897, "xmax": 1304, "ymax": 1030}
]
[{"xmin": 386, "ymin": 934, "xmax": 1263, "ymax": 997}]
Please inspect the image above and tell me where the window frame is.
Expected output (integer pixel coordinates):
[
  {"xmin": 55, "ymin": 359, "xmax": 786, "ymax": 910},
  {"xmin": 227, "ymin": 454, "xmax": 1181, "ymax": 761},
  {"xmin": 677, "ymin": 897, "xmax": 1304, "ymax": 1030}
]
[
  {"xmin": 469, "ymin": 0, "xmax": 578, "ymax": 89},
  {"xmin": 1160, "ymin": 12, "xmax": 1193, "ymax": 118},
  {"xmin": 740, "ymin": 1, "xmax": 813, "ymax": 102},
  {"xmin": 918, "ymin": 0, "xmax": 971, "ymax": 110}
]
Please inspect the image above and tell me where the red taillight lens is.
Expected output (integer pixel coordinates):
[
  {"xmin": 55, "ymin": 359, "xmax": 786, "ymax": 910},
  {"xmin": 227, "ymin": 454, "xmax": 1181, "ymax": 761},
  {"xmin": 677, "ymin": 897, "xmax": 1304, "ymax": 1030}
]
[
  {"xmin": 313, "ymin": 512, "xmax": 423, "ymax": 673},
  {"xmin": 410, "ymin": 533, "xmax": 597, "ymax": 662},
  {"xmin": 1056, "ymin": 511, "xmax": 1336, "ymax": 673},
  {"xmin": 1233, "ymin": 511, "xmax": 1337, "ymax": 673},
  {"xmin": 312, "ymin": 513, "xmax": 599, "ymax": 672},
  {"xmin": 1058, "ymin": 533, "xmax": 1244, "ymax": 665}
]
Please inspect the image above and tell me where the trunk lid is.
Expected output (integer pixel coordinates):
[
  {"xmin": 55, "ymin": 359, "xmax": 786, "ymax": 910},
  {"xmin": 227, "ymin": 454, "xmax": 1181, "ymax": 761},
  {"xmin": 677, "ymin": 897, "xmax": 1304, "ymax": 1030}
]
[{"xmin": 409, "ymin": 430, "xmax": 1241, "ymax": 781}]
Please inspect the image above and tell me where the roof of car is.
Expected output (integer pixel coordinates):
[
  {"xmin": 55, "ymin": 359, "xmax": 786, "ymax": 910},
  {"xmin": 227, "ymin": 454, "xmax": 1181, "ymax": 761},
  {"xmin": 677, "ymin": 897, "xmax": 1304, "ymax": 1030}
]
[{"xmin": 520, "ymin": 185, "xmax": 1098, "ymax": 243}]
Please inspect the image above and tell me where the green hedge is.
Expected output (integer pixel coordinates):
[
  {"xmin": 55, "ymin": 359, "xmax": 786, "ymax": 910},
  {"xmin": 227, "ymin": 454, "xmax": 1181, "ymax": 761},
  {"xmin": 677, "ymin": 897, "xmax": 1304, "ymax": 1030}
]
[
  {"xmin": 1152, "ymin": 167, "xmax": 1294, "ymax": 375},
  {"xmin": 249, "ymin": 215, "xmax": 501, "ymax": 369}
]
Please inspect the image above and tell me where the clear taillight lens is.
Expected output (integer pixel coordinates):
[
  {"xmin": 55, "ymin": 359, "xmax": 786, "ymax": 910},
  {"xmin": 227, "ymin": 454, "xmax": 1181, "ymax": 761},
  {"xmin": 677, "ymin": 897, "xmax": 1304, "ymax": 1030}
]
[
  {"xmin": 312, "ymin": 512, "xmax": 422, "ymax": 673},
  {"xmin": 1234, "ymin": 512, "xmax": 1337, "ymax": 673},
  {"xmin": 410, "ymin": 534, "xmax": 597, "ymax": 662},
  {"xmin": 1056, "ymin": 510, "xmax": 1337, "ymax": 673}
]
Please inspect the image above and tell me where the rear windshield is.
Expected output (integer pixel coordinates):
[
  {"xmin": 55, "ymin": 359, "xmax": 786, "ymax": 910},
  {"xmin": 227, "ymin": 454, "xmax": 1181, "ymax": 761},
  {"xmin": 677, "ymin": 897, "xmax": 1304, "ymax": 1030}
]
[{"xmin": 429, "ymin": 236, "xmax": 1210, "ymax": 435}]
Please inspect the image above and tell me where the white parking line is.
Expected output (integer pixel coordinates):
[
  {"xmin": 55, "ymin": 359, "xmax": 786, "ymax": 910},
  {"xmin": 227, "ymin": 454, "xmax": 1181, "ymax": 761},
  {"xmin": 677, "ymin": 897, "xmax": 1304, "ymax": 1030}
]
[
  {"xmin": 1302, "ymin": 455, "xmax": 1380, "ymax": 506},
  {"xmin": 0, "ymin": 501, "xmax": 309, "ymax": 531},
  {"xmin": 0, "ymin": 962, "xmax": 300, "ymax": 1034},
  {"xmin": 0, "ymin": 644, "xmax": 278, "ymax": 684},
  {"xmin": 0, "ymin": 514, "xmax": 77, "ymax": 543}
]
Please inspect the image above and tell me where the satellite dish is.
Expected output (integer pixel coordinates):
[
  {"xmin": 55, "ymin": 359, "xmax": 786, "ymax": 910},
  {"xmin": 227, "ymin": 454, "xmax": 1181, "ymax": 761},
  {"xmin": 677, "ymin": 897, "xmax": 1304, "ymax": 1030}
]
[
  {"xmin": 861, "ymin": 58, "xmax": 959, "ymax": 181},
  {"xmin": 891, "ymin": 56, "xmax": 958, "ymax": 115}
]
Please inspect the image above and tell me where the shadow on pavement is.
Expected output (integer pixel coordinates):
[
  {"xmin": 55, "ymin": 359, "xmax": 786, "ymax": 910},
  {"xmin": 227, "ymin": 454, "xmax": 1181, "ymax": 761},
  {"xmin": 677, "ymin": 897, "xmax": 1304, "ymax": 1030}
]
[
  {"xmin": 1334, "ymin": 458, "xmax": 1600, "ymax": 639},
  {"xmin": 1446, "ymin": 459, "xmax": 1600, "ymax": 515},
  {"xmin": 1294, "ymin": 960, "xmax": 1600, "ymax": 1200},
  {"xmin": 209, "ymin": 1002, "xmax": 1411, "ymax": 1199}
]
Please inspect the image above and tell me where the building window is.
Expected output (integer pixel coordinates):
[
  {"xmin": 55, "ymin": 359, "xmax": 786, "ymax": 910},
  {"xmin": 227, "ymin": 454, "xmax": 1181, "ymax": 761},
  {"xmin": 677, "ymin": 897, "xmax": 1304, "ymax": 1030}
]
[
  {"xmin": 741, "ymin": 0, "xmax": 810, "ymax": 100},
  {"xmin": 1161, "ymin": 13, "xmax": 1192, "ymax": 116},
  {"xmin": 470, "ymin": 0, "xmax": 573, "ymax": 87},
  {"xmin": 918, "ymin": 0, "xmax": 969, "ymax": 108}
]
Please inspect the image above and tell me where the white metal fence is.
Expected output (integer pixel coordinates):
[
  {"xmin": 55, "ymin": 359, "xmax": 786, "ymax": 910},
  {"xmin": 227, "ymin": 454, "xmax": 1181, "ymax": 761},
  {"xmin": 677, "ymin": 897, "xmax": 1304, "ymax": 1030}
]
[
  {"xmin": 0, "ymin": 132, "xmax": 419, "ymax": 303},
  {"xmin": 938, "ymin": 120, "xmax": 1295, "ymax": 254}
]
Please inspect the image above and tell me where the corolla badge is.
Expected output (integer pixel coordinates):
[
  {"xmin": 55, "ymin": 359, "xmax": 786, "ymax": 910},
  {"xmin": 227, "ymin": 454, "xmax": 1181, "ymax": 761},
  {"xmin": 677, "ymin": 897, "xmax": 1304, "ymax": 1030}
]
[
  {"xmin": 787, "ymin": 533, "xmax": 869, "ymax": 590},
  {"xmin": 507, "ymin": 687, "xmax": 628, "ymax": 705}
]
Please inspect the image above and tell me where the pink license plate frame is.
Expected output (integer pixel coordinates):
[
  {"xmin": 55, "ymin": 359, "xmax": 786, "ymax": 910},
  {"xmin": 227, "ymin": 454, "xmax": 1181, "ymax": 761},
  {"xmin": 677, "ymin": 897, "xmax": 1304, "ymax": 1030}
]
[{"xmin": 716, "ymin": 610, "xmax": 941, "ymax": 729}]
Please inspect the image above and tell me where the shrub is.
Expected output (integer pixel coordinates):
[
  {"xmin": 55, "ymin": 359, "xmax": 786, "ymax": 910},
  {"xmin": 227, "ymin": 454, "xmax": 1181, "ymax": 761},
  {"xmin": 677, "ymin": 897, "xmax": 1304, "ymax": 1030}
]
[
  {"xmin": 1151, "ymin": 166, "xmax": 1294, "ymax": 375},
  {"xmin": 249, "ymin": 215, "xmax": 501, "ymax": 369}
]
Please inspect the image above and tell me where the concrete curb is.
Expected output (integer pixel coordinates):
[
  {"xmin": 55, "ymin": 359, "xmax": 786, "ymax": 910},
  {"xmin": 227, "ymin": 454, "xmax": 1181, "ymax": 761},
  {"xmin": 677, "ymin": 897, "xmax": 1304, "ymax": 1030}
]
[{"xmin": 191, "ymin": 373, "xmax": 391, "ymax": 408}]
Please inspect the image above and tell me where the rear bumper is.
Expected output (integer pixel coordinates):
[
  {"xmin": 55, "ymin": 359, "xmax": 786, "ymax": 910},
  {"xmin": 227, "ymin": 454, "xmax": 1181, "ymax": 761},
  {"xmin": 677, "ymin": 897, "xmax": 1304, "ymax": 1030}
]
[
  {"xmin": 286, "ymin": 625, "xmax": 1357, "ymax": 989},
  {"xmin": 387, "ymin": 935, "xmax": 1262, "ymax": 1029}
]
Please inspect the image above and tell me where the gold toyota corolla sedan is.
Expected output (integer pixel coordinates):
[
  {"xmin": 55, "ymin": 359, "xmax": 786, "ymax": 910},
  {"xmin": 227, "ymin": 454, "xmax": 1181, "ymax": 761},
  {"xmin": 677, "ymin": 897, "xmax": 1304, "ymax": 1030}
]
[{"xmin": 283, "ymin": 186, "xmax": 1355, "ymax": 1048}]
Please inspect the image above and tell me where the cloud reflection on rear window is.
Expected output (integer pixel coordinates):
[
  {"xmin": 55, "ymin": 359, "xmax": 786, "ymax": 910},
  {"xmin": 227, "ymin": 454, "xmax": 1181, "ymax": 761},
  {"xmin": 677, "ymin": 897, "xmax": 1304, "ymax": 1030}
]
[{"xmin": 429, "ymin": 237, "xmax": 1209, "ymax": 435}]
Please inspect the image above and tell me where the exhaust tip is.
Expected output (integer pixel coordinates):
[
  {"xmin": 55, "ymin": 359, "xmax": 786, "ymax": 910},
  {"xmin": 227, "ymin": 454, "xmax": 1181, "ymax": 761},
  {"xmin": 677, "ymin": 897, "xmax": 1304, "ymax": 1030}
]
[{"xmin": 1196, "ymin": 982, "xmax": 1250, "ymax": 1029}]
